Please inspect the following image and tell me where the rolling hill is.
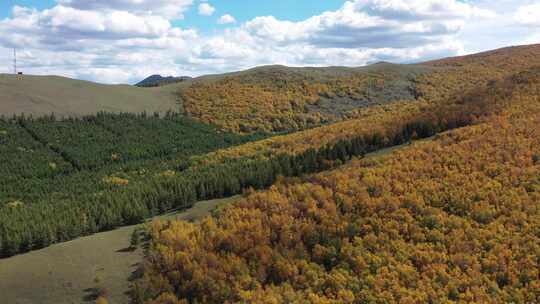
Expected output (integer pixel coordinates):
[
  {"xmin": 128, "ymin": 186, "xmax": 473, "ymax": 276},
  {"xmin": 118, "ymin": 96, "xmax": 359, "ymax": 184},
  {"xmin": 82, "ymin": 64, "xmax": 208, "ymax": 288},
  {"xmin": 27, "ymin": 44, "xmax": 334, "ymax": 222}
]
[
  {"xmin": 1, "ymin": 44, "xmax": 537, "ymax": 258},
  {"xmin": 2, "ymin": 44, "xmax": 539, "ymax": 135},
  {"xmin": 0, "ymin": 74, "xmax": 181, "ymax": 117},
  {"xmin": 0, "ymin": 62, "xmax": 435, "ymax": 133},
  {"xmin": 178, "ymin": 63, "xmax": 434, "ymax": 133}
]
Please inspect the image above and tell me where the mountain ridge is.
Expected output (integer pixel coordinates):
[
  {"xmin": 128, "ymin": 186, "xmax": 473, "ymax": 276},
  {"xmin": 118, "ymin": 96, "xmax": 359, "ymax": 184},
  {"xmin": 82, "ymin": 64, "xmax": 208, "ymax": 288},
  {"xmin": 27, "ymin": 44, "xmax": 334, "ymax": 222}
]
[{"xmin": 135, "ymin": 74, "xmax": 192, "ymax": 87}]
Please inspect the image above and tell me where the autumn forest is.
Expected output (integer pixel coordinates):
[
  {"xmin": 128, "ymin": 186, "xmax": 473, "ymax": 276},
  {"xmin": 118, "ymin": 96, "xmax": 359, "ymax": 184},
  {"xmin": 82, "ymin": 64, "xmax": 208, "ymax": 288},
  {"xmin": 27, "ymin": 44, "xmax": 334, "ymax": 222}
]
[{"xmin": 1, "ymin": 44, "xmax": 539, "ymax": 304}]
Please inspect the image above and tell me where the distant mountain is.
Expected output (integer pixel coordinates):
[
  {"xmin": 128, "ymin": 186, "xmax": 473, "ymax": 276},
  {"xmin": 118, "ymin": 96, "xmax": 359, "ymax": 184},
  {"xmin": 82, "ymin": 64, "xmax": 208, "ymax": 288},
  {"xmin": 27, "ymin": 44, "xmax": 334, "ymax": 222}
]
[{"xmin": 135, "ymin": 75, "xmax": 192, "ymax": 87}]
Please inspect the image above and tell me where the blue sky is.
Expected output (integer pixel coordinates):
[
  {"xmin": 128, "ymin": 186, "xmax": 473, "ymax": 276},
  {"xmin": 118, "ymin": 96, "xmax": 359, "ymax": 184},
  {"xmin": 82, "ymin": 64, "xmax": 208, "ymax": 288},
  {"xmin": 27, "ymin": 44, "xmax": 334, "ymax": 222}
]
[
  {"xmin": 175, "ymin": 1, "xmax": 346, "ymax": 32},
  {"xmin": 1, "ymin": 1, "xmax": 346, "ymax": 31},
  {"xmin": 0, "ymin": 0, "xmax": 538, "ymax": 83},
  {"xmin": 0, "ymin": 0, "xmax": 55, "ymax": 18}
]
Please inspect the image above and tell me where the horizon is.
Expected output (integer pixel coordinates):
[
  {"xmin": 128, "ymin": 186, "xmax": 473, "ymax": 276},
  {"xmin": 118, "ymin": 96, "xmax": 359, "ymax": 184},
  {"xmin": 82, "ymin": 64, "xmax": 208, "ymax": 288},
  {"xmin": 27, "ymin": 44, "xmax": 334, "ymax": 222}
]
[
  {"xmin": 1, "ymin": 43, "xmax": 538, "ymax": 85},
  {"xmin": 1, "ymin": 0, "xmax": 539, "ymax": 84}
]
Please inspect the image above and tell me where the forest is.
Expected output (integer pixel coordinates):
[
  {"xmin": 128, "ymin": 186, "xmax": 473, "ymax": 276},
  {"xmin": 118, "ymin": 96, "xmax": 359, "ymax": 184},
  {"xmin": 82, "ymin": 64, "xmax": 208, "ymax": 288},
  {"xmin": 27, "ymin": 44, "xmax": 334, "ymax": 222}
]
[
  {"xmin": 0, "ymin": 113, "xmax": 262, "ymax": 256},
  {"xmin": 0, "ymin": 103, "xmax": 445, "ymax": 257},
  {"xmin": 1, "ymin": 45, "xmax": 539, "ymax": 261},
  {"xmin": 178, "ymin": 45, "xmax": 540, "ymax": 135},
  {"xmin": 180, "ymin": 64, "xmax": 430, "ymax": 133},
  {"xmin": 132, "ymin": 62, "xmax": 540, "ymax": 303}
]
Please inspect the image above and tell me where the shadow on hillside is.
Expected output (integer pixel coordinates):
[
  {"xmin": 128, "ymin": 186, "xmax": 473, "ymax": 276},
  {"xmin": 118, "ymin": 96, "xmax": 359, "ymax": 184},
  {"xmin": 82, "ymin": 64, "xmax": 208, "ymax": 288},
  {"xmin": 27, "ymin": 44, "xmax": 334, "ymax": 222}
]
[
  {"xmin": 82, "ymin": 287, "xmax": 100, "ymax": 302},
  {"xmin": 116, "ymin": 246, "xmax": 137, "ymax": 253}
]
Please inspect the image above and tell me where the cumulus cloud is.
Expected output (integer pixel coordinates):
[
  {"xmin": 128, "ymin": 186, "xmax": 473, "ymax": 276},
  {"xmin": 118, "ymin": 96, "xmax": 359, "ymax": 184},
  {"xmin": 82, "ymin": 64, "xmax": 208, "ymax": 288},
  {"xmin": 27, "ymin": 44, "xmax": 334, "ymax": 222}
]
[
  {"xmin": 218, "ymin": 14, "xmax": 236, "ymax": 24},
  {"xmin": 1, "ymin": 0, "xmax": 525, "ymax": 84},
  {"xmin": 198, "ymin": 3, "xmax": 216, "ymax": 16},
  {"xmin": 239, "ymin": 0, "xmax": 494, "ymax": 49}
]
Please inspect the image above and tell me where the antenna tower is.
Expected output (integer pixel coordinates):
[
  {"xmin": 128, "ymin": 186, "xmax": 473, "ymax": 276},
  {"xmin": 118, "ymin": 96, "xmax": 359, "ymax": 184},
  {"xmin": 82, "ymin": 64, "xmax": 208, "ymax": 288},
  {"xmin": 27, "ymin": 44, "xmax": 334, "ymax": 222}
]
[{"xmin": 13, "ymin": 48, "xmax": 17, "ymax": 74}]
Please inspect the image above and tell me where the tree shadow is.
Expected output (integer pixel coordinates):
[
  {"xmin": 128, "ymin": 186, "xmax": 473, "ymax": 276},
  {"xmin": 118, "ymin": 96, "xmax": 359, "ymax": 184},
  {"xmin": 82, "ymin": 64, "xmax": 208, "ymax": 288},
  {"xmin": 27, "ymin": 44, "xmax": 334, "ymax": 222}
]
[
  {"xmin": 116, "ymin": 246, "xmax": 137, "ymax": 253},
  {"xmin": 82, "ymin": 287, "xmax": 99, "ymax": 302}
]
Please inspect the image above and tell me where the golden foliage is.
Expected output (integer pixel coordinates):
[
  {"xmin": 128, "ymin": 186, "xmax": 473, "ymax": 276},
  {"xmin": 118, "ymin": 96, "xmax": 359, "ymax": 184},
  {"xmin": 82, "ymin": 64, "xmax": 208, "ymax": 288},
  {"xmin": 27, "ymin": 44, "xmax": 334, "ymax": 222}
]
[
  {"xmin": 137, "ymin": 73, "xmax": 540, "ymax": 303},
  {"xmin": 191, "ymin": 45, "xmax": 540, "ymax": 169},
  {"xmin": 157, "ymin": 170, "xmax": 176, "ymax": 178},
  {"xmin": 95, "ymin": 296, "xmax": 109, "ymax": 304},
  {"xmin": 102, "ymin": 176, "xmax": 130, "ymax": 186},
  {"xmin": 180, "ymin": 45, "xmax": 540, "ymax": 136},
  {"xmin": 181, "ymin": 70, "xmax": 395, "ymax": 133},
  {"xmin": 6, "ymin": 201, "xmax": 24, "ymax": 208},
  {"xmin": 193, "ymin": 100, "xmax": 427, "ymax": 167}
]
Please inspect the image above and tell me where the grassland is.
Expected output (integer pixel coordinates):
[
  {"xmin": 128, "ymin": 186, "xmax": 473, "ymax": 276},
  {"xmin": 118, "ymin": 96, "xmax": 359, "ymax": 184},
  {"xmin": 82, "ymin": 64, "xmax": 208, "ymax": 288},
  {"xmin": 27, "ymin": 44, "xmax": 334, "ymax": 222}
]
[
  {"xmin": 0, "ymin": 74, "xmax": 180, "ymax": 117},
  {"xmin": 0, "ymin": 196, "xmax": 239, "ymax": 304}
]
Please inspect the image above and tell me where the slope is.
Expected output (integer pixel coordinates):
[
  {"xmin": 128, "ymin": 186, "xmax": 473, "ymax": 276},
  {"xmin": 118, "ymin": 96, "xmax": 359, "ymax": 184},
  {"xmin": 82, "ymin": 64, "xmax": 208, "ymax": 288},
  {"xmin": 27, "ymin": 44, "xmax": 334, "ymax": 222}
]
[
  {"xmin": 178, "ymin": 44, "xmax": 540, "ymax": 134},
  {"xmin": 0, "ymin": 74, "xmax": 180, "ymax": 117},
  {"xmin": 135, "ymin": 65, "xmax": 540, "ymax": 304},
  {"xmin": 2, "ymin": 44, "xmax": 539, "ymax": 134},
  {"xmin": 2, "ymin": 45, "xmax": 539, "ymax": 258},
  {"xmin": 179, "ymin": 63, "xmax": 433, "ymax": 133},
  {"xmin": 0, "ymin": 196, "xmax": 238, "ymax": 304}
]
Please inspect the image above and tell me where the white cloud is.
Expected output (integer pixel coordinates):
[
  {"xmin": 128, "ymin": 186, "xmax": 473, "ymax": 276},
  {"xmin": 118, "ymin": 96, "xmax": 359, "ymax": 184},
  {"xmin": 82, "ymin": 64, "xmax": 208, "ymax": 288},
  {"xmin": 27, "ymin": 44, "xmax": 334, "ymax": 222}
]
[
  {"xmin": 1, "ymin": 0, "xmax": 536, "ymax": 84},
  {"xmin": 218, "ymin": 14, "xmax": 236, "ymax": 24},
  {"xmin": 56, "ymin": 0, "xmax": 194, "ymax": 19},
  {"xmin": 236, "ymin": 0, "xmax": 496, "ymax": 49},
  {"xmin": 198, "ymin": 3, "xmax": 216, "ymax": 16},
  {"xmin": 514, "ymin": 3, "xmax": 540, "ymax": 27}
]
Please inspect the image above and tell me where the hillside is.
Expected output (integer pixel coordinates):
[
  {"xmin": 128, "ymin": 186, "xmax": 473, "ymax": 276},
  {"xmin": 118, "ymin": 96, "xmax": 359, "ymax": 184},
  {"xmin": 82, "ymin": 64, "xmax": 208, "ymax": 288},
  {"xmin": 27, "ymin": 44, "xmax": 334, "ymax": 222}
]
[
  {"xmin": 1, "ymin": 45, "xmax": 539, "ymax": 260},
  {"xmin": 134, "ymin": 63, "xmax": 540, "ymax": 303},
  {"xmin": 0, "ymin": 196, "xmax": 237, "ymax": 304},
  {"xmin": 0, "ymin": 113, "xmax": 261, "ymax": 257},
  {"xmin": 0, "ymin": 74, "xmax": 180, "ymax": 117},
  {"xmin": 178, "ymin": 44, "xmax": 540, "ymax": 133},
  {"xmin": 179, "ymin": 63, "xmax": 433, "ymax": 133},
  {"xmin": 0, "ymin": 44, "xmax": 538, "ymax": 304},
  {"xmin": 0, "ymin": 63, "xmax": 432, "ymax": 132},
  {"xmin": 2, "ymin": 45, "xmax": 538, "ymax": 136}
]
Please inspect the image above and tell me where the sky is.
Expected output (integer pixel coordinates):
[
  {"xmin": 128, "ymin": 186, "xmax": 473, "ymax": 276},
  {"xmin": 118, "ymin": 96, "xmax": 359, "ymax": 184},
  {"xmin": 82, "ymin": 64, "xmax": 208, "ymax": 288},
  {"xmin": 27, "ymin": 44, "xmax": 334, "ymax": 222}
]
[{"xmin": 0, "ymin": 0, "xmax": 538, "ymax": 84}]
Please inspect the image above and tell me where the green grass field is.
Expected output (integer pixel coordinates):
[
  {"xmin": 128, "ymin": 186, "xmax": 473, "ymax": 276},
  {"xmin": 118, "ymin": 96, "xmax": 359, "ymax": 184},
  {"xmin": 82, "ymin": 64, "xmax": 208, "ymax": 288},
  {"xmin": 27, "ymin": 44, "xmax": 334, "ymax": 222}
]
[
  {"xmin": 0, "ymin": 74, "xmax": 181, "ymax": 117},
  {"xmin": 0, "ymin": 196, "xmax": 239, "ymax": 304}
]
